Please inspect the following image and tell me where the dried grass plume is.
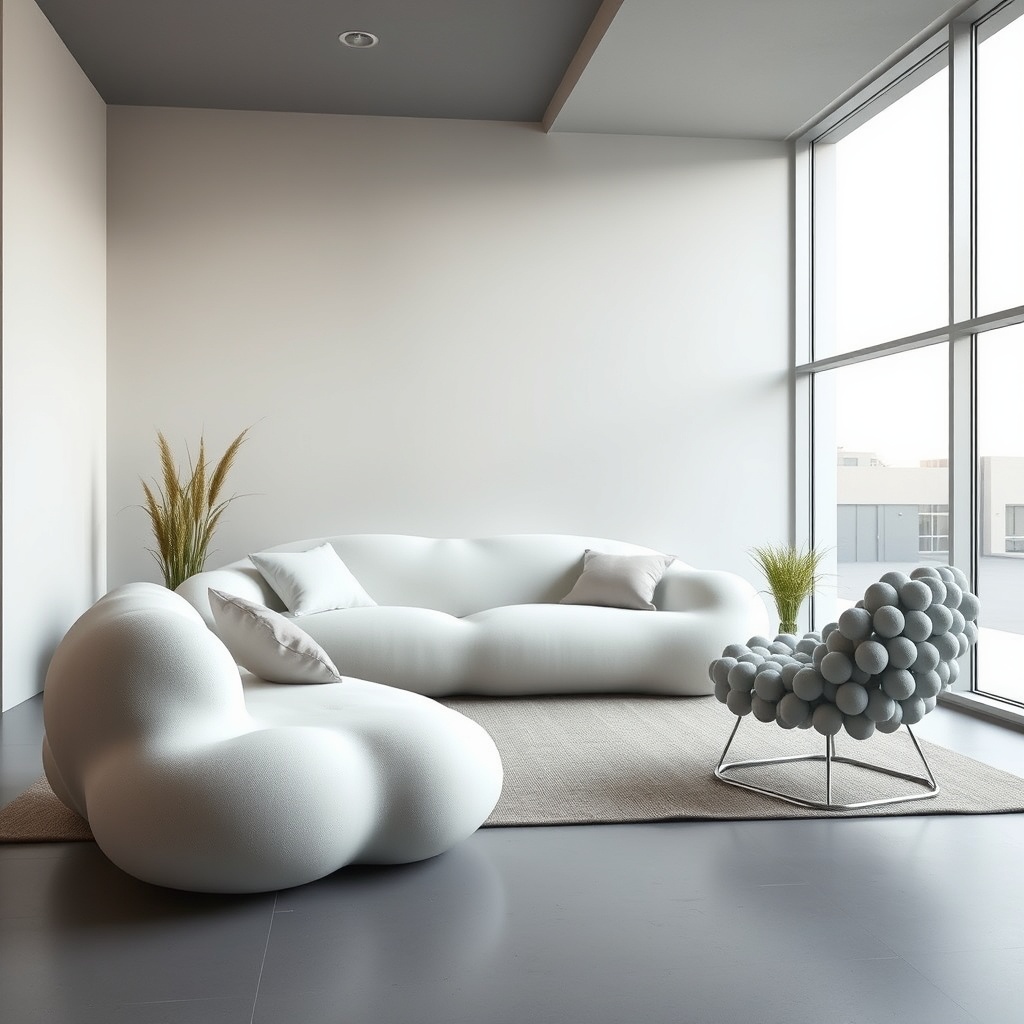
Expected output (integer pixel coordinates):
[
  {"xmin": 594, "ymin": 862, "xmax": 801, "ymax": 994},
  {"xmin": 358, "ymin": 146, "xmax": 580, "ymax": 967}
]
[{"xmin": 141, "ymin": 428, "xmax": 249, "ymax": 590}]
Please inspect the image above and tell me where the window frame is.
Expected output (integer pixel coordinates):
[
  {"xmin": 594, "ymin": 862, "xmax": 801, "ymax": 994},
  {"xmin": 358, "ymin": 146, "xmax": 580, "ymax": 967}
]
[{"xmin": 794, "ymin": 0, "xmax": 1024, "ymax": 724}]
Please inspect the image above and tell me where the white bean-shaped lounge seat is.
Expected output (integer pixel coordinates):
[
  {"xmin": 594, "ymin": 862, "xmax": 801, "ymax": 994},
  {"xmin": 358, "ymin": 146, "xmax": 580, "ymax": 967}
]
[{"xmin": 41, "ymin": 583, "xmax": 503, "ymax": 894}]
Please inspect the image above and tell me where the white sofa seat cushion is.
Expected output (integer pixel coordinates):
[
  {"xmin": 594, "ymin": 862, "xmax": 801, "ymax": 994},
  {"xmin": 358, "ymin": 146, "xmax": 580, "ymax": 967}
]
[
  {"xmin": 298, "ymin": 602, "xmax": 740, "ymax": 697},
  {"xmin": 465, "ymin": 604, "xmax": 712, "ymax": 694},
  {"xmin": 297, "ymin": 607, "xmax": 472, "ymax": 696}
]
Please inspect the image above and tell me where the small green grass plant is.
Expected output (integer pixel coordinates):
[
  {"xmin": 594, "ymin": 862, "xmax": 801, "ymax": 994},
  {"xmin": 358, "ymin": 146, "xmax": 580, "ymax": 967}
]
[
  {"xmin": 750, "ymin": 542, "xmax": 828, "ymax": 635},
  {"xmin": 141, "ymin": 428, "xmax": 249, "ymax": 590}
]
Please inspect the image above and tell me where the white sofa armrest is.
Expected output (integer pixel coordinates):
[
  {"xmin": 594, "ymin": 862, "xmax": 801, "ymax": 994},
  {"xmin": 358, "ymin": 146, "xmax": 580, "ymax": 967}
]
[
  {"xmin": 175, "ymin": 563, "xmax": 285, "ymax": 629},
  {"xmin": 657, "ymin": 567, "xmax": 768, "ymax": 628}
]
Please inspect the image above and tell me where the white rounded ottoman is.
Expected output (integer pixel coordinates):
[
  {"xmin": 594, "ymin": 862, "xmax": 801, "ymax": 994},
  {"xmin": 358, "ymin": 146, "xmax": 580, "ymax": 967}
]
[{"xmin": 41, "ymin": 583, "xmax": 503, "ymax": 893}]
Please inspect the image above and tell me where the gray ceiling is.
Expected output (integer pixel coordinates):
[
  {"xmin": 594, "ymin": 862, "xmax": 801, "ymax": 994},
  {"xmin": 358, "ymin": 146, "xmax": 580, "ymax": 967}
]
[
  {"xmin": 33, "ymin": 0, "xmax": 605, "ymax": 122},
  {"xmin": 35, "ymin": 0, "xmax": 972, "ymax": 139}
]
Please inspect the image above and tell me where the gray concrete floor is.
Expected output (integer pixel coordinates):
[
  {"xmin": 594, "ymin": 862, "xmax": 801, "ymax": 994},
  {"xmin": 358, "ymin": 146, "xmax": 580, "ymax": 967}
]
[{"xmin": 3, "ymin": 693, "xmax": 1024, "ymax": 1024}]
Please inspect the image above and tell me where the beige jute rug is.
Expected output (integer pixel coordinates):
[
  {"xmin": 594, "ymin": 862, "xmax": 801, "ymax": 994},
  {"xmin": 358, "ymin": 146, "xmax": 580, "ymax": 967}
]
[
  {"xmin": 4, "ymin": 695, "xmax": 1024, "ymax": 842},
  {"xmin": 445, "ymin": 695, "xmax": 1024, "ymax": 825},
  {"xmin": 0, "ymin": 777, "xmax": 94, "ymax": 842}
]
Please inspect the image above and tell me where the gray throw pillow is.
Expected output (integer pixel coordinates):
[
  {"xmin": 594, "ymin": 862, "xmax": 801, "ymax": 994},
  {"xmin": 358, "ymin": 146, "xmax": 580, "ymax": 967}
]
[
  {"xmin": 559, "ymin": 550, "xmax": 675, "ymax": 611},
  {"xmin": 209, "ymin": 588, "xmax": 344, "ymax": 684}
]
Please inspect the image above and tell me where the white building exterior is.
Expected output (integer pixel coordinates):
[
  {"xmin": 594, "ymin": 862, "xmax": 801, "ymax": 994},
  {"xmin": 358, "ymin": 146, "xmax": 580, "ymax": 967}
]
[
  {"xmin": 980, "ymin": 457, "xmax": 1024, "ymax": 555},
  {"xmin": 837, "ymin": 453, "xmax": 1024, "ymax": 560}
]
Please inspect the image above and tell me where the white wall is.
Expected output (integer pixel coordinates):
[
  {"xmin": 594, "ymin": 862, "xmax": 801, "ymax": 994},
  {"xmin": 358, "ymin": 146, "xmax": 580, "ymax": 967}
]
[
  {"xmin": 107, "ymin": 107, "xmax": 790, "ymax": 590},
  {"xmin": 1, "ymin": 0, "xmax": 107, "ymax": 709}
]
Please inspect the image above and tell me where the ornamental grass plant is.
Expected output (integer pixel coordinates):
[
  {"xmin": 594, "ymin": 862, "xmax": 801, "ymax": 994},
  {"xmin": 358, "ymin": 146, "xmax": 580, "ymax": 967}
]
[
  {"xmin": 141, "ymin": 428, "xmax": 249, "ymax": 591},
  {"xmin": 750, "ymin": 542, "xmax": 828, "ymax": 635}
]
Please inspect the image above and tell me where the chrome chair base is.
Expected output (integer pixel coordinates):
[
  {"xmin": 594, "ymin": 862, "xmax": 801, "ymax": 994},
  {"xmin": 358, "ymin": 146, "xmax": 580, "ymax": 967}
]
[{"xmin": 714, "ymin": 715, "xmax": 939, "ymax": 811}]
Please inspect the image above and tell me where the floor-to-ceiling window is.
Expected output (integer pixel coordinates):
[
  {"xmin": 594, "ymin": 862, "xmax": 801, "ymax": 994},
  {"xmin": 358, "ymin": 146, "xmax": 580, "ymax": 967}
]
[{"xmin": 797, "ymin": 0, "xmax": 1024, "ymax": 714}]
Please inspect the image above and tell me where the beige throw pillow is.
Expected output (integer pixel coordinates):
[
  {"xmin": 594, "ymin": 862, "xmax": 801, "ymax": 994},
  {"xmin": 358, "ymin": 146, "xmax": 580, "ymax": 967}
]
[
  {"xmin": 560, "ymin": 550, "xmax": 674, "ymax": 611},
  {"xmin": 209, "ymin": 588, "xmax": 344, "ymax": 684}
]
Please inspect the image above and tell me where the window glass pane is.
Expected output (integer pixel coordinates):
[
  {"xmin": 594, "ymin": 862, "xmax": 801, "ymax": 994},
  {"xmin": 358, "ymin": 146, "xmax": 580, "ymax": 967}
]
[
  {"xmin": 1006, "ymin": 506, "xmax": 1024, "ymax": 552},
  {"xmin": 976, "ymin": 324, "xmax": 1024, "ymax": 704},
  {"xmin": 977, "ymin": 9, "xmax": 1024, "ymax": 315},
  {"xmin": 918, "ymin": 505, "xmax": 949, "ymax": 553},
  {"xmin": 828, "ymin": 346, "xmax": 949, "ymax": 619},
  {"xmin": 813, "ymin": 60, "xmax": 948, "ymax": 357}
]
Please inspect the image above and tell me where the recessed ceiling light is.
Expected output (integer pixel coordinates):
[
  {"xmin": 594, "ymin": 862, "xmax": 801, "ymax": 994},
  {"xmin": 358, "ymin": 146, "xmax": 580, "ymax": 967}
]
[{"xmin": 339, "ymin": 30, "xmax": 379, "ymax": 49}]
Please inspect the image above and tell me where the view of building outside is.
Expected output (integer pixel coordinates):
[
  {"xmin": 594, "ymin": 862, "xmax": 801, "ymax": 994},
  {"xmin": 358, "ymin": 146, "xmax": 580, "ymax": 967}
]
[
  {"xmin": 816, "ymin": 10, "xmax": 1024, "ymax": 706},
  {"xmin": 827, "ymin": 344, "xmax": 950, "ymax": 603}
]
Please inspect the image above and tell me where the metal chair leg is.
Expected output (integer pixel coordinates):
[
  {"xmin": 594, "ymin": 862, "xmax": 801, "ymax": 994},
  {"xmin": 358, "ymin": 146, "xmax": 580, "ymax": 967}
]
[{"xmin": 713, "ymin": 716, "xmax": 939, "ymax": 811}]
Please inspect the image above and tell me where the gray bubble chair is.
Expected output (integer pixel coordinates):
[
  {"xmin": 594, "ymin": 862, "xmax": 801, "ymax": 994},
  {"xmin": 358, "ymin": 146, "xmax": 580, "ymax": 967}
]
[{"xmin": 708, "ymin": 565, "xmax": 980, "ymax": 811}]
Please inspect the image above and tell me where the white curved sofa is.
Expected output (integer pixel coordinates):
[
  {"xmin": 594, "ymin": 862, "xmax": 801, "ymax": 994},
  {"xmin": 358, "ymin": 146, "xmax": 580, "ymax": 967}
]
[
  {"xmin": 176, "ymin": 534, "xmax": 769, "ymax": 697},
  {"xmin": 42, "ymin": 583, "xmax": 502, "ymax": 894}
]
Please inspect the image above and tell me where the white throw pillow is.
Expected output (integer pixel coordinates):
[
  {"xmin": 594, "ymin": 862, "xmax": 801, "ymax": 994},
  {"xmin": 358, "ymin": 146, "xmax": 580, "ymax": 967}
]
[
  {"xmin": 208, "ymin": 588, "xmax": 344, "ymax": 684},
  {"xmin": 249, "ymin": 543, "xmax": 377, "ymax": 615},
  {"xmin": 559, "ymin": 549, "xmax": 675, "ymax": 612}
]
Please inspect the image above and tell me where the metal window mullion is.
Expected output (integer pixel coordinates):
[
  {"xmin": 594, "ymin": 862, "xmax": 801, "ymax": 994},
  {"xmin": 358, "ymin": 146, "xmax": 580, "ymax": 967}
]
[
  {"xmin": 793, "ymin": 139, "xmax": 815, "ymax": 629},
  {"xmin": 804, "ymin": 135, "xmax": 839, "ymax": 627},
  {"xmin": 796, "ymin": 325, "xmax": 951, "ymax": 375},
  {"xmin": 948, "ymin": 17, "xmax": 976, "ymax": 693},
  {"xmin": 794, "ymin": 303, "xmax": 1024, "ymax": 376}
]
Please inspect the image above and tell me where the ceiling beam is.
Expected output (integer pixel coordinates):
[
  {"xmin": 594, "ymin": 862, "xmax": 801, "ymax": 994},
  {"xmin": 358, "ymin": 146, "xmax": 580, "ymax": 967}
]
[{"xmin": 543, "ymin": 0, "xmax": 626, "ymax": 132}]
